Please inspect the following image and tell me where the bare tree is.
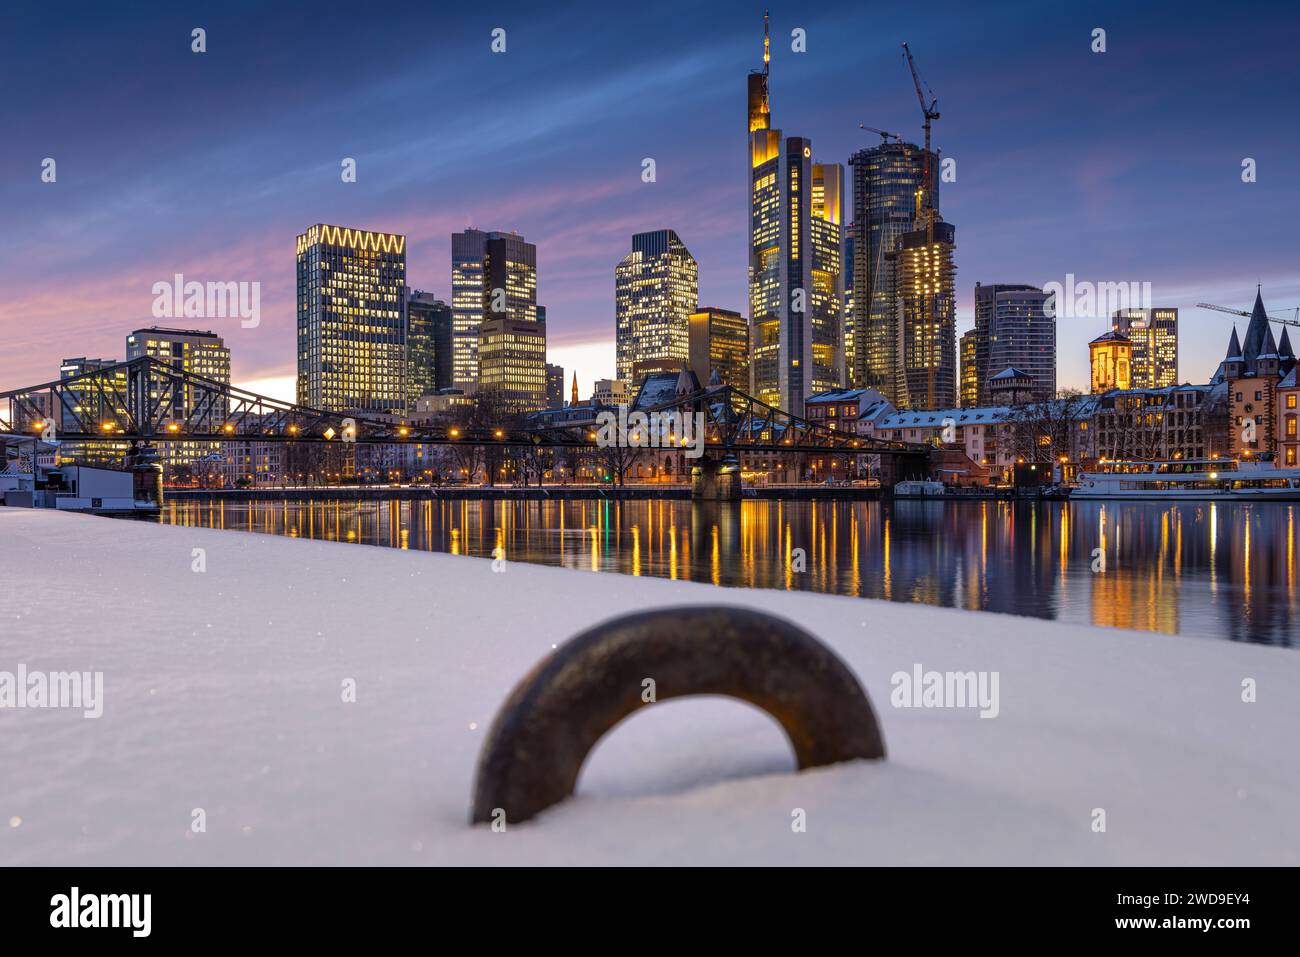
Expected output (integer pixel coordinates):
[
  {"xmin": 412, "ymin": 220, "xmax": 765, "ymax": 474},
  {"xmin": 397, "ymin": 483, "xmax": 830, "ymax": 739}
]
[{"xmin": 1008, "ymin": 388, "xmax": 1090, "ymax": 464}]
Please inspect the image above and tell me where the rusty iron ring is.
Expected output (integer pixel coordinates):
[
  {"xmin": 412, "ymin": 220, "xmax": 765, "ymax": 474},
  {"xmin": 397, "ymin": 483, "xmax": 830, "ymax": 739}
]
[{"xmin": 470, "ymin": 605, "xmax": 886, "ymax": 825}]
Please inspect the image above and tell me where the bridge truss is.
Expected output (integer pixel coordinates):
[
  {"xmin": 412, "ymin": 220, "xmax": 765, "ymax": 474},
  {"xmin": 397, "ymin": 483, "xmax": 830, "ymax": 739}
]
[{"xmin": 0, "ymin": 356, "xmax": 926, "ymax": 459}]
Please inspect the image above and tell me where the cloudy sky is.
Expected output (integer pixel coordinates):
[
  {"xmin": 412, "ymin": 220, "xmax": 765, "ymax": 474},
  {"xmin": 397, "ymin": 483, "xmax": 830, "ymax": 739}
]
[{"xmin": 2, "ymin": 0, "xmax": 1298, "ymax": 400}]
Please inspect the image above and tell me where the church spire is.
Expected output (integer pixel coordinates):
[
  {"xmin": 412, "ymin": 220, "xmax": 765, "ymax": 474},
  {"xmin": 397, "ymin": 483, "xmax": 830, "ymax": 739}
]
[{"xmin": 570, "ymin": 371, "xmax": 579, "ymax": 407}]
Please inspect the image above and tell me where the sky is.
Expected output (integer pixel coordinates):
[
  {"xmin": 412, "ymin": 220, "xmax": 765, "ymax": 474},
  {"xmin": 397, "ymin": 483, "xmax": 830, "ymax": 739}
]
[{"xmin": 2, "ymin": 0, "xmax": 1299, "ymax": 402}]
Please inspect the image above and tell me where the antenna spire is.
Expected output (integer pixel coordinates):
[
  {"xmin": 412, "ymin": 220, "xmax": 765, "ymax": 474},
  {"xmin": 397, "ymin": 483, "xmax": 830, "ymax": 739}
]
[{"xmin": 763, "ymin": 10, "xmax": 770, "ymax": 74}]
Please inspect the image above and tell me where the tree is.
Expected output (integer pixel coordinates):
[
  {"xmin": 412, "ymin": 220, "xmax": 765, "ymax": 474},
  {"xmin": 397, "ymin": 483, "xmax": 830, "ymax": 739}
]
[{"xmin": 1007, "ymin": 388, "xmax": 1090, "ymax": 464}]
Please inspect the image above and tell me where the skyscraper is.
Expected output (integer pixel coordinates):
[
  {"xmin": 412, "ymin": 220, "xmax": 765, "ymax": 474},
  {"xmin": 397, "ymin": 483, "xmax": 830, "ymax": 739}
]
[
  {"xmin": 1112, "ymin": 308, "xmax": 1178, "ymax": 389},
  {"xmin": 545, "ymin": 363, "xmax": 565, "ymax": 410},
  {"xmin": 689, "ymin": 307, "xmax": 749, "ymax": 388},
  {"xmin": 615, "ymin": 229, "xmax": 699, "ymax": 383},
  {"xmin": 127, "ymin": 326, "xmax": 231, "ymax": 470},
  {"xmin": 407, "ymin": 290, "xmax": 453, "ymax": 404},
  {"xmin": 747, "ymin": 15, "xmax": 843, "ymax": 414},
  {"xmin": 126, "ymin": 327, "xmax": 231, "ymax": 427},
  {"xmin": 843, "ymin": 230, "xmax": 855, "ymax": 380},
  {"xmin": 959, "ymin": 329, "xmax": 978, "ymax": 408},
  {"xmin": 450, "ymin": 228, "xmax": 489, "ymax": 392},
  {"xmin": 476, "ymin": 231, "xmax": 546, "ymax": 410},
  {"xmin": 56, "ymin": 357, "xmax": 129, "ymax": 466},
  {"xmin": 848, "ymin": 141, "xmax": 934, "ymax": 398},
  {"xmin": 972, "ymin": 283, "xmax": 1056, "ymax": 403},
  {"xmin": 296, "ymin": 224, "xmax": 407, "ymax": 413},
  {"xmin": 894, "ymin": 221, "xmax": 957, "ymax": 409}
]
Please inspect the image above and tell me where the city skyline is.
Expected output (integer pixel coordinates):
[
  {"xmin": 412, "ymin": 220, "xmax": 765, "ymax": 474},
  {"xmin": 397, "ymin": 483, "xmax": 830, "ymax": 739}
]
[{"xmin": 3, "ymin": 0, "xmax": 1299, "ymax": 402}]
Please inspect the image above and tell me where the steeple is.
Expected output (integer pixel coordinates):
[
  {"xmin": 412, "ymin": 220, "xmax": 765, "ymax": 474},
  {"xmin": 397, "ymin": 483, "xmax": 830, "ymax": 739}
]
[
  {"xmin": 1225, "ymin": 325, "xmax": 1242, "ymax": 360},
  {"xmin": 1259, "ymin": 322, "xmax": 1279, "ymax": 358},
  {"xmin": 1241, "ymin": 288, "xmax": 1272, "ymax": 363},
  {"xmin": 570, "ymin": 371, "xmax": 579, "ymax": 407},
  {"xmin": 1279, "ymin": 326, "xmax": 1295, "ymax": 359}
]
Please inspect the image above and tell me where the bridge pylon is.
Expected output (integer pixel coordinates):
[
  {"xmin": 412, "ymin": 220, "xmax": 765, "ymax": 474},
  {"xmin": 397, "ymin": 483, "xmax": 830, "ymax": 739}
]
[{"xmin": 691, "ymin": 453, "xmax": 742, "ymax": 502}]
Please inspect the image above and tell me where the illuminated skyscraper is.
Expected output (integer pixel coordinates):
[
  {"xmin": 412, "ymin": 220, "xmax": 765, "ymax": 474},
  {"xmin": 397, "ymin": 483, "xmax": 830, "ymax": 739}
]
[
  {"xmin": 747, "ymin": 15, "xmax": 843, "ymax": 414},
  {"xmin": 296, "ymin": 224, "xmax": 407, "ymax": 413},
  {"xmin": 407, "ymin": 290, "xmax": 453, "ymax": 404},
  {"xmin": 56, "ymin": 357, "xmax": 129, "ymax": 466},
  {"xmin": 843, "ymin": 231, "xmax": 855, "ymax": 380},
  {"xmin": 1112, "ymin": 308, "xmax": 1178, "ymax": 389},
  {"xmin": 615, "ymin": 229, "xmax": 699, "ymax": 383},
  {"xmin": 127, "ymin": 326, "xmax": 231, "ymax": 470},
  {"xmin": 959, "ymin": 329, "xmax": 978, "ymax": 408},
  {"xmin": 894, "ymin": 222, "xmax": 956, "ymax": 409},
  {"xmin": 848, "ymin": 141, "xmax": 933, "ymax": 398},
  {"xmin": 689, "ymin": 307, "xmax": 749, "ymax": 388},
  {"xmin": 126, "ymin": 327, "xmax": 231, "ymax": 427},
  {"xmin": 476, "ymin": 231, "xmax": 546, "ymax": 410},
  {"xmin": 451, "ymin": 229, "xmax": 489, "ymax": 392}
]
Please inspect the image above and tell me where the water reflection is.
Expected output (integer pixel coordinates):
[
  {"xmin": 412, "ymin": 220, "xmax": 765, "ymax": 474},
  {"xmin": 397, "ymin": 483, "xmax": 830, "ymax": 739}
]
[{"xmin": 149, "ymin": 497, "xmax": 1299, "ymax": 646}]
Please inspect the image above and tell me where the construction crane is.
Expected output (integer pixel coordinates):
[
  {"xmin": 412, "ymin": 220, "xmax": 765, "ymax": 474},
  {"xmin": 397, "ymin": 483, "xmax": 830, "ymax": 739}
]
[
  {"xmin": 1197, "ymin": 302, "xmax": 1300, "ymax": 328},
  {"xmin": 858, "ymin": 123, "xmax": 901, "ymax": 144},
  {"xmin": 901, "ymin": 41, "xmax": 940, "ymax": 224}
]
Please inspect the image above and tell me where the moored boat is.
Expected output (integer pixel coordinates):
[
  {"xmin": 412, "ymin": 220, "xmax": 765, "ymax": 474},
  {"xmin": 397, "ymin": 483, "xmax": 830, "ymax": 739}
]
[{"xmin": 1071, "ymin": 458, "xmax": 1300, "ymax": 500}]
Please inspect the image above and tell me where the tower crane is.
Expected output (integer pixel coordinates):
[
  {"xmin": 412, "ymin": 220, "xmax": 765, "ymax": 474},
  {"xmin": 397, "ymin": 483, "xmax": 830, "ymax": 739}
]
[
  {"xmin": 1197, "ymin": 302, "xmax": 1300, "ymax": 328},
  {"xmin": 901, "ymin": 41, "xmax": 940, "ymax": 225},
  {"xmin": 858, "ymin": 123, "xmax": 901, "ymax": 144}
]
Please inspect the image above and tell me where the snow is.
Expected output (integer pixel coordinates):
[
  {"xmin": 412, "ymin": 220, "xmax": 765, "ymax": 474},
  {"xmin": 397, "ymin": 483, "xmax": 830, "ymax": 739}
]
[{"xmin": 1, "ymin": 506, "xmax": 1297, "ymax": 865}]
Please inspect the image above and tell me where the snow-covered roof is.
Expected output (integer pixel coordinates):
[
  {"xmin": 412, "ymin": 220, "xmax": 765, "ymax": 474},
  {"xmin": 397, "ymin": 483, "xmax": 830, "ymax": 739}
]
[{"xmin": 990, "ymin": 367, "xmax": 1032, "ymax": 381}]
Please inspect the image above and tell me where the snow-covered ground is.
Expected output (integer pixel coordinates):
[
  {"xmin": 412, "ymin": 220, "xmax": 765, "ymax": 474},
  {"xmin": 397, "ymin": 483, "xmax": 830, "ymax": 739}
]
[{"xmin": 1, "ymin": 506, "xmax": 1296, "ymax": 865}]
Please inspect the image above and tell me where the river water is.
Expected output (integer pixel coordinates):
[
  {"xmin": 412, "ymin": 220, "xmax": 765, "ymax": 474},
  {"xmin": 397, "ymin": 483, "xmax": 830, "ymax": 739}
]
[{"xmin": 146, "ymin": 496, "xmax": 1299, "ymax": 646}]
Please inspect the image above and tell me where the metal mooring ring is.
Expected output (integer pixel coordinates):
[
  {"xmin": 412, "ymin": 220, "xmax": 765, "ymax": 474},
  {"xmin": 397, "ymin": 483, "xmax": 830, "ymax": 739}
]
[{"xmin": 470, "ymin": 605, "xmax": 886, "ymax": 825}]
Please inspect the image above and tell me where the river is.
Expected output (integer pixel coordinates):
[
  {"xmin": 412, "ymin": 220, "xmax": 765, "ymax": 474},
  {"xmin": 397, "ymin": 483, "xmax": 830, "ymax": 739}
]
[{"xmin": 139, "ymin": 496, "xmax": 1299, "ymax": 646}]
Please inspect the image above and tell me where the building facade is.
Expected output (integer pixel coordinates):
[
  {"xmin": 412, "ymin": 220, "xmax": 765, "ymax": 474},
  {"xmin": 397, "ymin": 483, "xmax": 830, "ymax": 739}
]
[
  {"xmin": 55, "ymin": 357, "xmax": 129, "ymax": 467},
  {"xmin": 1089, "ymin": 330, "xmax": 1132, "ymax": 394},
  {"xmin": 450, "ymin": 228, "xmax": 489, "ymax": 392},
  {"xmin": 407, "ymin": 290, "xmax": 453, "ymax": 406},
  {"xmin": 894, "ymin": 221, "xmax": 957, "ymax": 410},
  {"xmin": 1212, "ymin": 292, "xmax": 1297, "ymax": 461},
  {"xmin": 545, "ymin": 363, "xmax": 565, "ymax": 410},
  {"xmin": 972, "ymin": 283, "xmax": 1055, "ymax": 404},
  {"xmin": 1112, "ymin": 308, "xmax": 1178, "ymax": 389},
  {"xmin": 1279, "ymin": 367, "xmax": 1299, "ymax": 466},
  {"xmin": 747, "ymin": 18, "xmax": 843, "ymax": 415},
  {"xmin": 476, "ymin": 232, "xmax": 545, "ymax": 411},
  {"xmin": 959, "ymin": 329, "xmax": 978, "ymax": 408},
  {"xmin": 296, "ymin": 224, "xmax": 407, "ymax": 413},
  {"xmin": 593, "ymin": 378, "xmax": 630, "ymax": 407},
  {"xmin": 127, "ymin": 326, "xmax": 232, "ymax": 476},
  {"xmin": 688, "ymin": 307, "xmax": 749, "ymax": 388},
  {"xmin": 847, "ymin": 141, "xmax": 933, "ymax": 398},
  {"xmin": 615, "ymin": 229, "xmax": 699, "ymax": 384},
  {"xmin": 1091, "ymin": 385, "xmax": 1227, "ymax": 462}
]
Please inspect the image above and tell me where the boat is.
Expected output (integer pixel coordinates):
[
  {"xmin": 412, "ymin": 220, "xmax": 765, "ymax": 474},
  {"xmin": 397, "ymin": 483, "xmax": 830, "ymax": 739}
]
[
  {"xmin": 1071, "ymin": 458, "xmax": 1300, "ymax": 500},
  {"xmin": 893, "ymin": 479, "xmax": 947, "ymax": 498}
]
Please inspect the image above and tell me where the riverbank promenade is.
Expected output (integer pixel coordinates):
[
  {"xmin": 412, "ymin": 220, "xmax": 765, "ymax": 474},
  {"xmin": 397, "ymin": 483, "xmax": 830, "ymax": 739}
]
[{"xmin": 2, "ymin": 507, "xmax": 1297, "ymax": 865}]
